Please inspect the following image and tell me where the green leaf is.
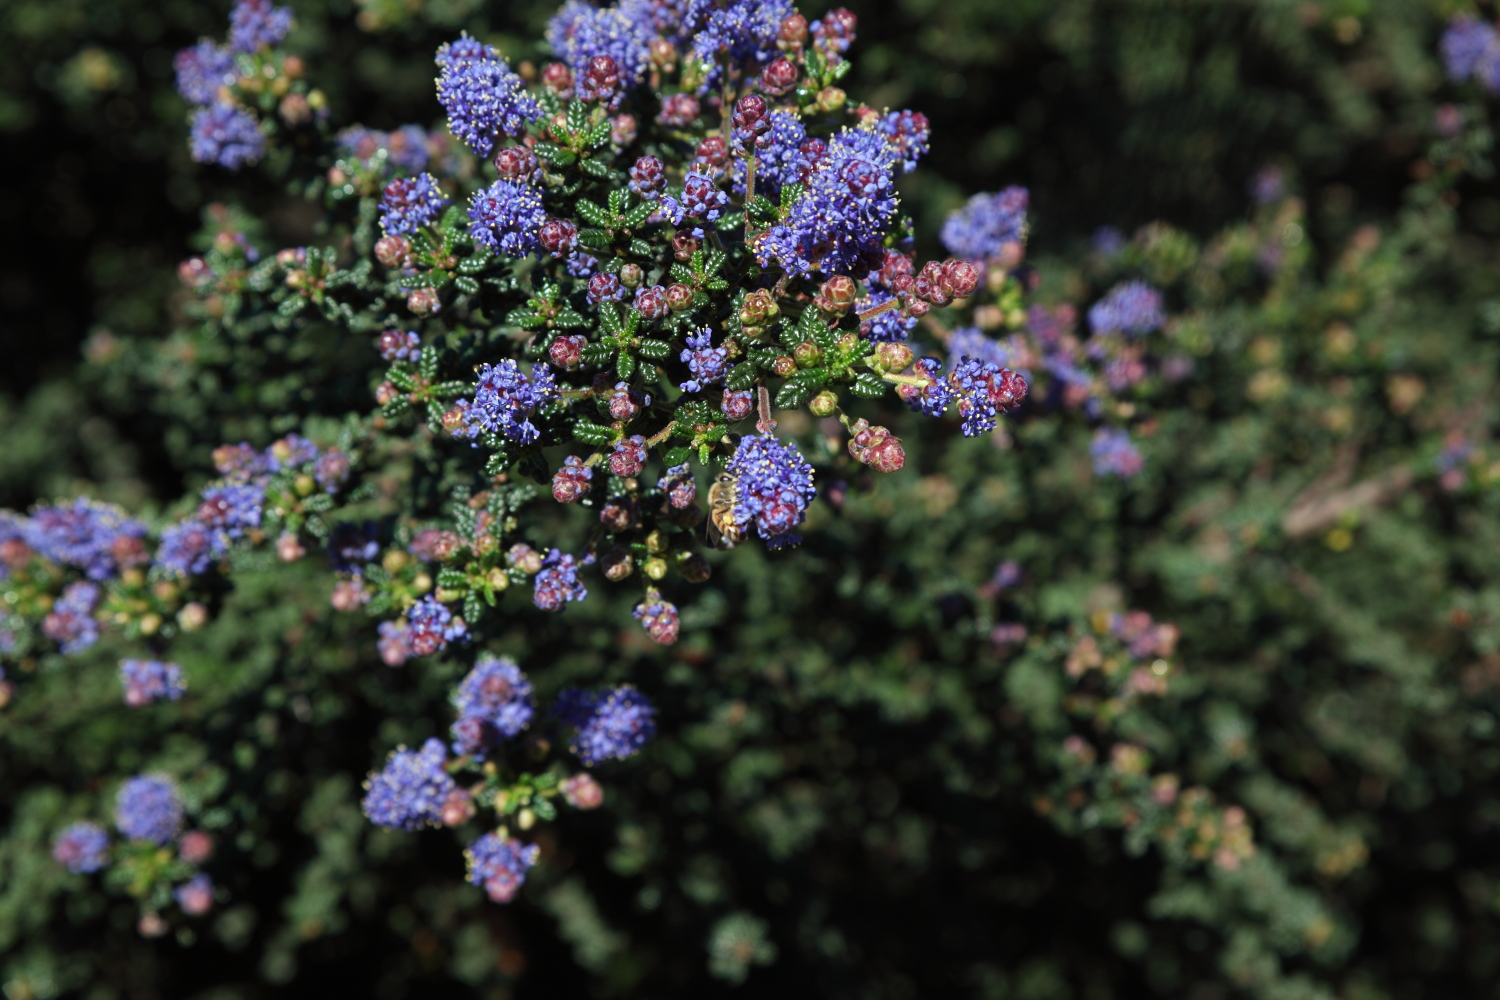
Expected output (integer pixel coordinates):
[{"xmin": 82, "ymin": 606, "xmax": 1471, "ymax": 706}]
[
  {"xmin": 581, "ymin": 158, "xmax": 615, "ymax": 179},
  {"xmin": 775, "ymin": 372, "xmax": 818, "ymax": 409},
  {"xmin": 597, "ymin": 303, "xmax": 624, "ymax": 339},
  {"xmin": 726, "ymin": 363, "xmax": 758, "ymax": 391},
  {"xmin": 576, "ymin": 200, "xmax": 613, "ymax": 227},
  {"xmin": 463, "ymin": 592, "xmax": 484, "ymax": 624},
  {"xmin": 851, "ymin": 372, "xmax": 886, "ymax": 399},
  {"xmin": 573, "ymin": 420, "xmax": 614, "ymax": 446},
  {"xmin": 453, "ymin": 275, "xmax": 479, "ymax": 295},
  {"xmin": 623, "ymin": 202, "xmax": 656, "ymax": 228},
  {"xmin": 628, "ymin": 238, "xmax": 655, "ymax": 257},
  {"xmin": 608, "ymin": 189, "xmax": 627, "ymax": 215},
  {"xmin": 576, "ymin": 228, "xmax": 611, "ymax": 249},
  {"xmin": 616, "ymin": 350, "xmax": 637, "ymax": 380},
  {"xmin": 637, "ymin": 338, "xmax": 672, "ymax": 359},
  {"xmin": 437, "ymin": 568, "xmax": 469, "ymax": 591},
  {"xmin": 277, "ymin": 296, "xmax": 307, "ymax": 318},
  {"xmin": 582, "ymin": 343, "xmax": 616, "ymax": 365},
  {"xmin": 663, "ymin": 446, "xmax": 692, "ymax": 467},
  {"xmin": 565, "ymin": 99, "xmax": 588, "ymax": 134},
  {"xmin": 669, "ymin": 263, "xmax": 695, "ymax": 284},
  {"xmin": 483, "ymin": 450, "xmax": 512, "ymax": 476},
  {"xmin": 419, "ymin": 346, "xmax": 440, "ymax": 381},
  {"xmin": 779, "ymin": 183, "xmax": 805, "ymax": 213}
]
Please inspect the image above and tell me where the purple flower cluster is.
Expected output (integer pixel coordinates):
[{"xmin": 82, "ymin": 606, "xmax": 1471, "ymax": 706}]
[
  {"xmin": 228, "ymin": 0, "xmax": 294, "ymax": 53},
  {"xmin": 949, "ymin": 359, "xmax": 1029, "ymax": 436},
  {"xmin": 380, "ymin": 173, "xmax": 450, "ymax": 235},
  {"xmin": 115, "ymin": 775, "xmax": 184, "ymax": 844},
  {"xmin": 857, "ymin": 289, "xmax": 916, "ymax": 342},
  {"xmin": 732, "ymin": 110, "xmax": 806, "ymax": 196},
  {"xmin": 662, "ymin": 172, "xmax": 731, "ymax": 238},
  {"xmin": 451, "ymin": 655, "xmax": 534, "ymax": 757},
  {"xmin": 1442, "ymin": 15, "xmax": 1500, "ymax": 90},
  {"xmin": 679, "ymin": 327, "xmax": 729, "ymax": 391},
  {"xmin": 155, "ymin": 520, "xmax": 214, "ymax": 577},
  {"xmin": 337, "ymin": 125, "xmax": 434, "ymax": 173},
  {"xmin": 120, "ymin": 659, "xmax": 187, "ymax": 707},
  {"xmin": 27, "ymin": 498, "xmax": 146, "ymax": 580},
  {"xmin": 190, "ymin": 103, "xmax": 266, "ymax": 170},
  {"xmin": 554, "ymin": 685, "xmax": 657, "ymax": 765},
  {"xmin": 198, "ymin": 482, "xmax": 265, "ymax": 549},
  {"xmin": 436, "ymin": 34, "xmax": 543, "ymax": 158},
  {"xmin": 632, "ymin": 593, "xmax": 680, "ymax": 645},
  {"xmin": 469, "ymin": 180, "xmax": 548, "ymax": 257},
  {"xmin": 756, "ymin": 127, "xmax": 899, "ymax": 277},
  {"xmin": 267, "ymin": 434, "xmax": 319, "ymax": 471},
  {"xmin": 725, "ymin": 434, "xmax": 817, "ymax": 542},
  {"xmin": 43, "ymin": 581, "xmax": 101, "ymax": 654},
  {"xmin": 174, "ymin": 40, "xmax": 237, "ymax": 105},
  {"xmin": 688, "ymin": 0, "xmax": 794, "ymax": 91},
  {"xmin": 451, "ymin": 360, "xmax": 557, "ymax": 444},
  {"xmin": 940, "ymin": 187, "xmax": 1029, "ymax": 263},
  {"xmin": 1091, "ymin": 427, "xmax": 1144, "ymax": 478},
  {"xmin": 53, "ymin": 822, "xmax": 111, "ymax": 874},
  {"xmin": 547, "ymin": 2, "xmax": 652, "ymax": 97},
  {"xmin": 174, "ymin": 873, "xmax": 215, "ymax": 915},
  {"xmin": 1088, "ymin": 281, "xmax": 1165, "ymax": 337},
  {"xmin": 378, "ymin": 330, "xmax": 422, "ymax": 361},
  {"xmin": 877, "ymin": 110, "xmax": 930, "ymax": 173},
  {"xmin": 534, "ymin": 549, "xmax": 588, "ymax": 611},
  {"xmin": 658, "ymin": 464, "xmax": 696, "ymax": 508},
  {"xmin": 466, "ymin": 833, "xmax": 539, "ymax": 903},
  {"xmin": 899, "ymin": 357, "xmax": 954, "ymax": 418},
  {"xmin": 362, "ymin": 738, "xmax": 456, "ymax": 830},
  {"xmin": 948, "ymin": 327, "xmax": 1013, "ymax": 372},
  {"xmin": 407, "ymin": 595, "xmax": 468, "ymax": 655}
]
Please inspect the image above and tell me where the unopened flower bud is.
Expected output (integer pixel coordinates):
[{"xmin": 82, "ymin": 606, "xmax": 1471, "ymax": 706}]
[
  {"xmin": 676, "ymin": 551, "xmax": 711, "ymax": 583},
  {"xmin": 940, "ymin": 258, "xmax": 980, "ymax": 299},
  {"xmin": 642, "ymin": 556, "xmax": 667, "ymax": 580},
  {"xmin": 816, "ymin": 87, "xmax": 846, "ymax": 113},
  {"xmin": 179, "ymin": 831, "xmax": 214, "ymax": 864},
  {"xmin": 562, "ymin": 773, "xmax": 604, "ymax": 809},
  {"xmin": 673, "ymin": 231, "xmax": 700, "ymax": 261},
  {"xmin": 609, "ymin": 382, "xmax": 642, "ymax": 421},
  {"xmin": 374, "ymin": 235, "xmax": 410, "ymax": 268},
  {"xmin": 587, "ymin": 272, "xmax": 625, "ymax": 305},
  {"xmin": 666, "ymin": 283, "xmax": 695, "ymax": 312},
  {"xmin": 848, "ymin": 418, "xmax": 905, "ymax": 473},
  {"xmin": 739, "ymin": 288, "xmax": 779, "ymax": 331},
  {"xmin": 407, "ymin": 287, "xmax": 440, "ymax": 315},
  {"xmin": 875, "ymin": 341, "xmax": 914, "ymax": 372},
  {"xmin": 507, "ymin": 543, "xmax": 543, "ymax": 574},
  {"xmin": 440, "ymin": 788, "xmax": 475, "ymax": 827},
  {"xmin": 793, "ymin": 341, "xmax": 822, "ymax": 368},
  {"xmin": 732, "ymin": 94, "xmax": 771, "ymax": 149},
  {"xmin": 539, "ymin": 218, "xmax": 578, "ymax": 257},
  {"xmin": 629, "ymin": 155, "xmax": 667, "ymax": 198},
  {"xmin": 542, "ymin": 61, "xmax": 573, "ymax": 97},
  {"xmin": 178, "ymin": 256, "xmax": 213, "ymax": 288},
  {"xmin": 772, "ymin": 355, "xmax": 797, "ymax": 376},
  {"xmin": 600, "ymin": 498, "xmax": 638, "ymax": 532},
  {"xmin": 580, "ymin": 54, "xmax": 621, "ymax": 103},
  {"xmin": 778, "ymin": 12, "xmax": 809, "ymax": 49},
  {"xmin": 693, "ymin": 135, "xmax": 728, "ymax": 170},
  {"xmin": 276, "ymin": 532, "xmax": 306, "ymax": 562},
  {"xmin": 814, "ymin": 275, "xmax": 858, "ymax": 315},
  {"xmin": 494, "ymin": 145, "xmax": 539, "ymax": 181},
  {"xmin": 610, "ymin": 113, "xmax": 637, "ymax": 146},
  {"xmin": 760, "ymin": 57, "xmax": 798, "ymax": 96},
  {"xmin": 138, "ymin": 913, "xmax": 167, "ymax": 939},
  {"xmin": 619, "ymin": 262, "xmax": 644, "ymax": 288},
  {"xmin": 278, "ymin": 92, "xmax": 310, "ymax": 125},
  {"xmin": 601, "ymin": 546, "xmax": 634, "ymax": 581},
  {"xmin": 634, "ymin": 285, "xmax": 668, "ymax": 319},
  {"xmin": 722, "ymin": 389, "xmax": 754, "ymax": 421},
  {"xmin": 549, "ymin": 333, "xmax": 587, "ymax": 370},
  {"xmin": 809, "ymin": 390, "xmax": 838, "ymax": 417},
  {"xmin": 649, "ymin": 38, "xmax": 677, "ymax": 71},
  {"xmin": 658, "ymin": 92, "xmax": 700, "ymax": 127},
  {"xmin": 178, "ymin": 602, "xmax": 209, "ymax": 632}
]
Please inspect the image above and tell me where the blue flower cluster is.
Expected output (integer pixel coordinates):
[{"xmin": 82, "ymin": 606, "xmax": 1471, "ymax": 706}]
[
  {"xmin": 26, "ymin": 498, "xmax": 146, "ymax": 581},
  {"xmin": 52, "ymin": 822, "xmax": 111, "ymax": 874},
  {"xmin": 337, "ymin": 125, "xmax": 436, "ymax": 174},
  {"xmin": 451, "ymin": 360, "xmax": 557, "ymax": 444},
  {"xmin": 732, "ymin": 110, "xmax": 806, "ymax": 196},
  {"xmin": 174, "ymin": 40, "xmax": 237, "ymax": 105},
  {"xmin": 679, "ymin": 327, "xmax": 729, "ymax": 391},
  {"xmin": 451, "ymin": 655, "xmax": 535, "ymax": 758},
  {"xmin": 876, "ymin": 110, "xmax": 930, "ymax": 174},
  {"xmin": 940, "ymin": 187, "xmax": 1029, "ymax": 263},
  {"xmin": 1087, "ymin": 281, "xmax": 1165, "ymax": 337},
  {"xmin": 534, "ymin": 549, "xmax": 588, "ymax": 611},
  {"xmin": 120, "ymin": 659, "xmax": 187, "ymax": 707},
  {"xmin": 756, "ymin": 127, "xmax": 899, "ymax": 277},
  {"xmin": 554, "ymin": 685, "xmax": 658, "ymax": 765},
  {"xmin": 688, "ymin": 0, "xmax": 794, "ymax": 91},
  {"xmin": 406, "ymin": 595, "xmax": 469, "ymax": 656},
  {"xmin": 190, "ymin": 103, "xmax": 266, "ymax": 170},
  {"xmin": 469, "ymin": 180, "xmax": 549, "ymax": 258},
  {"xmin": 115, "ymin": 776, "xmax": 184, "ymax": 844},
  {"xmin": 1442, "ymin": 15, "xmax": 1500, "ymax": 90},
  {"xmin": 362, "ymin": 738, "xmax": 457, "ymax": 830},
  {"xmin": 1091, "ymin": 427, "xmax": 1144, "ymax": 478},
  {"xmin": 436, "ymin": 34, "xmax": 543, "ymax": 158},
  {"xmin": 380, "ymin": 174, "xmax": 450, "ymax": 235},
  {"xmin": 227, "ymin": 0, "xmax": 293, "ymax": 53},
  {"xmin": 725, "ymin": 434, "xmax": 817, "ymax": 543},
  {"xmin": 466, "ymin": 833, "xmax": 540, "ymax": 903},
  {"xmin": 43, "ymin": 581, "xmax": 101, "ymax": 654},
  {"xmin": 547, "ymin": 1, "xmax": 652, "ymax": 95}
]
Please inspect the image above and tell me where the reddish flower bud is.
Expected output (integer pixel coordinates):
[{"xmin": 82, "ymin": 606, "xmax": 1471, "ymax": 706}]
[
  {"xmin": 549, "ymin": 333, "xmax": 587, "ymax": 370},
  {"xmin": 939, "ymin": 258, "xmax": 980, "ymax": 299},
  {"xmin": 179, "ymin": 831, "xmax": 214, "ymax": 864},
  {"xmin": 875, "ymin": 341, "xmax": 914, "ymax": 371},
  {"xmin": 541, "ymin": 61, "xmax": 573, "ymax": 97},
  {"xmin": 619, "ymin": 262, "xmax": 644, "ymax": 288},
  {"xmin": 407, "ymin": 287, "xmax": 440, "ymax": 315},
  {"xmin": 634, "ymin": 285, "xmax": 668, "ymax": 319},
  {"xmin": 178, "ymin": 256, "xmax": 213, "ymax": 288},
  {"xmin": 629, "ymin": 154, "xmax": 667, "ymax": 197},
  {"xmin": 666, "ymin": 283, "xmax": 695, "ymax": 312},
  {"xmin": 658, "ymin": 93, "xmax": 700, "ymax": 127},
  {"xmin": 772, "ymin": 355, "xmax": 797, "ymax": 376},
  {"xmin": 778, "ymin": 12, "xmax": 809, "ymax": 49},
  {"xmin": 848, "ymin": 418, "xmax": 905, "ymax": 473},
  {"xmin": 814, "ymin": 275, "xmax": 858, "ymax": 315},
  {"xmin": 722, "ymin": 389, "xmax": 754, "ymax": 421},
  {"xmin": 610, "ymin": 113, "xmax": 637, "ymax": 145},
  {"xmin": 539, "ymin": 218, "xmax": 578, "ymax": 257},
  {"xmin": 493, "ymin": 145, "xmax": 539, "ymax": 181},
  {"xmin": 373, "ymin": 236, "xmax": 410, "ymax": 268},
  {"xmin": 759, "ymin": 57, "xmax": 798, "ymax": 96},
  {"xmin": 609, "ymin": 382, "xmax": 642, "ymax": 421},
  {"xmin": 562, "ymin": 773, "xmax": 604, "ymax": 809},
  {"xmin": 601, "ymin": 546, "xmax": 634, "ymax": 581},
  {"xmin": 440, "ymin": 788, "xmax": 475, "ymax": 827},
  {"xmin": 587, "ymin": 272, "xmax": 625, "ymax": 305},
  {"xmin": 732, "ymin": 94, "xmax": 771, "ymax": 148},
  {"xmin": 580, "ymin": 55, "xmax": 621, "ymax": 103},
  {"xmin": 600, "ymin": 498, "xmax": 638, "ymax": 532},
  {"xmin": 673, "ymin": 231, "xmax": 700, "ymax": 261},
  {"xmin": 914, "ymin": 261, "xmax": 950, "ymax": 306},
  {"xmin": 693, "ymin": 135, "xmax": 728, "ymax": 170}
]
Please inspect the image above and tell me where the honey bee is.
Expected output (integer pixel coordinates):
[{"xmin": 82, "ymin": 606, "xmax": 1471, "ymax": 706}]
[{"xmin": 705, "ymin": 470, "xmax": 746, "ymax": 550}]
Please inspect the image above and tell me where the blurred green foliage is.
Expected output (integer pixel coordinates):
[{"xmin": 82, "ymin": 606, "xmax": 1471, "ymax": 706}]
[{"xmin": 9, "ymin": 1, "xmax": 1500, "ymax": 999}]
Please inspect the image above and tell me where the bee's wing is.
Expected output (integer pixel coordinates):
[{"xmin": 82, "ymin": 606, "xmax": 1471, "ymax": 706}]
[{"xmin": 704, "ymin": 516, "xmax": 724, "ymax": 549}]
